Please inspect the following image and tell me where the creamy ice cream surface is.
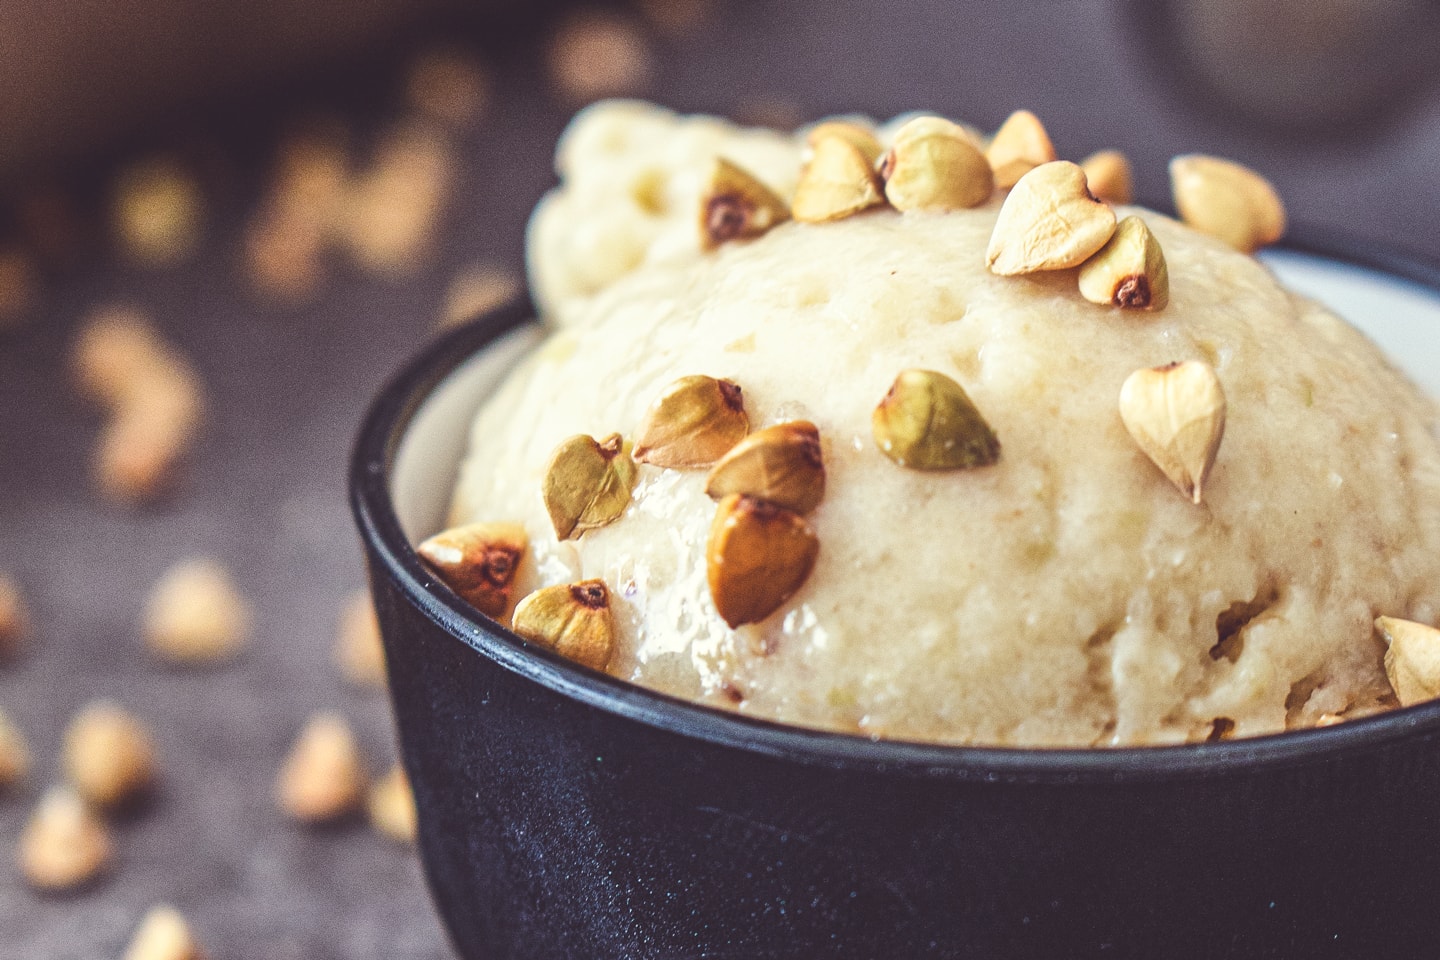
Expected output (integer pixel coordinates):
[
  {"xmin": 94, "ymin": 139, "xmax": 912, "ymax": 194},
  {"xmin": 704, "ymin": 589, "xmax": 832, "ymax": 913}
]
[{"xmin": 447, "ymin": 101, "xmax": 1440, "ymax": 747}]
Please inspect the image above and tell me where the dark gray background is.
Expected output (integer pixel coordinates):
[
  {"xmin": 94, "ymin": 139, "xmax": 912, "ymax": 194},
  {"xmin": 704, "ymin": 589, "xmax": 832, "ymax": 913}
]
[{"xmin": 1, "ymin": 1, "xmax": 1437, "ymax": 956}]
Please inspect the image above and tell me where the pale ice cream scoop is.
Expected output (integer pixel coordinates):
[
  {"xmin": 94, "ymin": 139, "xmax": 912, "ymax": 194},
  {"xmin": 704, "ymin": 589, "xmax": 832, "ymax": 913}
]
[{"xmin": 450, "ymin": 102, "xmax": 1440, "ymax": 747}]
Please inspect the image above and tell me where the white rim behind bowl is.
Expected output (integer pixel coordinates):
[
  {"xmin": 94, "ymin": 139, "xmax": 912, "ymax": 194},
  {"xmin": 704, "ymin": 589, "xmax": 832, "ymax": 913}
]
[{"xmin": 1261, "ymin": 249, "xmax": 1440, "ymax": 397}]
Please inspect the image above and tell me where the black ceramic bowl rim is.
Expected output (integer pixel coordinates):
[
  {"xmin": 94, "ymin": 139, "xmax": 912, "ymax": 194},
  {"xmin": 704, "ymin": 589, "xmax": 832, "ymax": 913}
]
[{"xmin": 352, "ymin": 227, "xmax": 1440, "ymax": 786}]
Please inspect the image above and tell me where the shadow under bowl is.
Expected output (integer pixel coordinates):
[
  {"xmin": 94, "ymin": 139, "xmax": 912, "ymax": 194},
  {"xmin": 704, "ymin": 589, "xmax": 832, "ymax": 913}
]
[{"xmin": 351, "ymin": 236, "xmax": 1440, "ymax": 960}]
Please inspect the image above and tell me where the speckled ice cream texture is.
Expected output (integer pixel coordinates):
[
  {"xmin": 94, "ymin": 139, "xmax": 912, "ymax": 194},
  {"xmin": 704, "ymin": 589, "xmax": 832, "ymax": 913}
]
[{"xmin": 451, "ymin": 101, "xmax": 1440, "ymax": 747}]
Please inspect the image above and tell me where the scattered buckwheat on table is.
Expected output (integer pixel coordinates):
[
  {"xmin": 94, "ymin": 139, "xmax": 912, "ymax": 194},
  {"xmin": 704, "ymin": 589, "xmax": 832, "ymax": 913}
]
[
  {"xmin": 277, "ymin": 711, "xmax": 367, "ymax": 823},
  {"xmin": 18, "ymin": 785, "xmax": 113, "ymax": 891},
  {"xmin": 71, "ymin": 307, "xmax": 206, "ymax": 503},
  {"xmin": 143, "ymin": 558, "xmax": 251, "ymax": 664}
]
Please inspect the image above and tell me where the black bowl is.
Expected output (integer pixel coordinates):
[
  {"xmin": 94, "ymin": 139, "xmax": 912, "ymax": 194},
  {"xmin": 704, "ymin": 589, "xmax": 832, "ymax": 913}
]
[{"xmin": 352, "ymin": 238, "xmax": 1440, "ymax": 960}]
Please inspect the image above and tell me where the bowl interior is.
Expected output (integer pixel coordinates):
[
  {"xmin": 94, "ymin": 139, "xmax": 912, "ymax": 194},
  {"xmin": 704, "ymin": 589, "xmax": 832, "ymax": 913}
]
[{"xmin": 392, "ymin": 325, "xmax": 543, "ymax": 543}]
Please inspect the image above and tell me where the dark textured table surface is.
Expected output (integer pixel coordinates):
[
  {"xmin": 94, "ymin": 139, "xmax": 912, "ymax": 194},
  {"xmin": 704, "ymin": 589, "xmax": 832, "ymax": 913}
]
[{"xmin": 2, "ymin": 2, "xmax": 1437, "ymax": 957}]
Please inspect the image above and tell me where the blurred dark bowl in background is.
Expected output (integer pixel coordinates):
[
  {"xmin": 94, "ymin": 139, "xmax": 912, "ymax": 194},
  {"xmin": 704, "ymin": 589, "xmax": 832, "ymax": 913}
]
[{"xmin": 1131, "ymin": 0, "xmax": 1440, "ymax": 139}]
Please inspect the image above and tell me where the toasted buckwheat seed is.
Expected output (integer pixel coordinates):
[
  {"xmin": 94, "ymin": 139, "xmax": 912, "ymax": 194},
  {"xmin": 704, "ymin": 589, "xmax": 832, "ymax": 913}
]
[
  {"xmin": 0, "ymin": 574, "xmax": 29, "ymax": 657},
  {"xmin": 705, "ymin": 420, "xmax": 826, "ymax": 514},
  {"xmin": 1170, "ymin": 154, "xmax": 1286, "ymax": 254},
  {"xmin": 700, "ymin": 158, "xmax": 791, "ymax": 249},
  {"xmin": 18, "ymin": 786, "xmax": 113, "ymax": 891},
  {"xmin": 542, "ymin": 435, "xmax": 639, "ymax": 539},
  {"xmin": 123, "ymin": 905, "xmax": 204, "ymax": 960},
  {"xmin": 1078, "ymin": 215, "xmax": 1170, "ymax": 310},
  {"xmin": 244, "ymin": 124, "xmax": 349, "ymax": 303},
  {"xmin": 985, "ymin": 110, "xmax": 1057, "ymax": 189},
  {"xmin": 872, "ymin": 370, "xmax": 1001, "ymax": 470},
  {"xmin": 881, "ymin": 116, "xmax": 994, "ymax": 212},
  {"xmin": 72, "ymin": 307, "xmax": 205, "ymax": 503},
  {"xmin": 633, "ymin": 376, "xmax": 748, "ymax": 468},
  {"xmin": 706, "ymin": 494, "xmax": 819, "ymax": 628},
  {"xmin": 792, "ymin": 134, "xmax": 886, "ymax": 223},
  {"xmin": 804, "ymin": 121, "xmax": 884, "ymax": 166},
  {"xmin": 1080, "ymin": 150, "xmax": 1134, "ymax": 205},
  {"xmin": 511, "ymin": 580, "xmax": 618, "ymax": 671},
  {"xmin": 1118, "ymin": 361, "xmax": 1226, "ymax": 505},
  {"xmin": 369, "ymin": 764, "xmax": 419, "ymax": 843},
  {"xmin": 63, "ymin": 700, "xmax": 158, "ymax": 809},
  {"xmin": 334, "ymin": 590, "xmax": 387, "ymax": 688},
  {"xmin": 1376, "ymin": 616, "xmax": 1440, "ymax": 707},
  {"xmin": 985, "ymin": 161, "xmax": 1117, "ymax": 275},
  {"xmin": 417, "ymin": 522, "xmax": 529, "ymax": 616},
  {"xmin": 144, "ymin": 559, "xmax": 251, "ymax": 664},
  {"xmin": 277, "ymin": 712, "xmax": 366, "ymax": 823}
]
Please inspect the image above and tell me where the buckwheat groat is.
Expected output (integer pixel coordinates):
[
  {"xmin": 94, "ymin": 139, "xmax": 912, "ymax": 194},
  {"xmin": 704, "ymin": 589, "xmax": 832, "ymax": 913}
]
[
  {"xmin": 368, "ymin": 765, "xmax": 418, "ymax": 843},
  {"xmin": 447, "ymin": 102, "xmax": 1440, "ymax": 747},
  {"xmin": 276, "ymin": 712, "xmax": 366, "ymax": 823},
  {"xmin": 18, "ymin": 786, "xmax": 113, "ymax": 891},
  {"xmin": 144, "ymin": 558, "xmax": 251, "ymax": 664},
  {"xmin": 526, "ymin": 101, "xmax": 801, "ymax": 322},
  {"xmin": 63, "ymin": 700, "xmax": 158, "ymax": 808},
  {"xmin": 333, "ymin": 590, "xmax": 387, "ymax": 688},
  {"xmin": 72, "ymin": 307, "xmax": 205, "ymax": 503},
  {"xmin": 123, "ymin": 904, "xmax": 205, "ymax": 960}
]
